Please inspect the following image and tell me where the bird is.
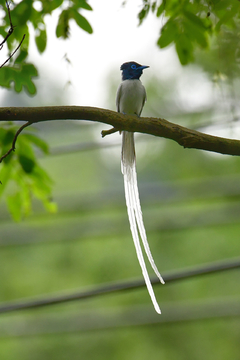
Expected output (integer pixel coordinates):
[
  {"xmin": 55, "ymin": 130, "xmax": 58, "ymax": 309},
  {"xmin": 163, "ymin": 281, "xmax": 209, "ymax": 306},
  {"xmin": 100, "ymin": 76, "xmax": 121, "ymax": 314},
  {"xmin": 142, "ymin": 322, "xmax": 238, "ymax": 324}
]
[{"xmin": 116, "ymin": 61, "xmax": 165, "ymax": 314}]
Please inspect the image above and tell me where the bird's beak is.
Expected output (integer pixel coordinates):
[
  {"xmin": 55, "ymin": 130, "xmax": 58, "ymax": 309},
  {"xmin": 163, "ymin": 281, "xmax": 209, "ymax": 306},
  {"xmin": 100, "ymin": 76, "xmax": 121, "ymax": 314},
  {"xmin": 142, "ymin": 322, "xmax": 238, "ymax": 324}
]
[{"xmin": 138, "ymin": 65, "xmax": 149, "ymax": 70}]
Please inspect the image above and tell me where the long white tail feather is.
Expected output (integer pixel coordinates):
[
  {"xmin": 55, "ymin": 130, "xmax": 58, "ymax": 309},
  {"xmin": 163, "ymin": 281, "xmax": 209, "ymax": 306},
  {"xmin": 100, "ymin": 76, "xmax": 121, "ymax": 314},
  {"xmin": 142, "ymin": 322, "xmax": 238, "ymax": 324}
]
[
  {"xmin": 124, "ymin": 174, "xmax": 161, "ymax": 314},
  {"xmin": 121, "ymin": 131, "xmax": 164, "ymax": 313},
  {"xmin": 131, "ymin": 167, "xmax": 165, "ymax": 285}
]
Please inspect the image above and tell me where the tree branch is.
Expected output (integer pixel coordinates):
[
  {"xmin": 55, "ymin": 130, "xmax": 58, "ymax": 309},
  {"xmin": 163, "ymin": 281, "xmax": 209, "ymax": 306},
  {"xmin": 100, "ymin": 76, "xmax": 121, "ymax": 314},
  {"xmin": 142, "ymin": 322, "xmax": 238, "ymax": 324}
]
[{"xmin": 0, "ymin": 106, "xmax": 240, "ymax": 156}]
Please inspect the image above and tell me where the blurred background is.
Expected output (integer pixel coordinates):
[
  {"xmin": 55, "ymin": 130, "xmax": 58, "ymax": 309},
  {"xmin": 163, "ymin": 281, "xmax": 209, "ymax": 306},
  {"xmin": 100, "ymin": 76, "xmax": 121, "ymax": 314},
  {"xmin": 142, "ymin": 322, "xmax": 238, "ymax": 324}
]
[{"xmin": 0, "ymin": 0, "xmax": 240, "ymax": 359}]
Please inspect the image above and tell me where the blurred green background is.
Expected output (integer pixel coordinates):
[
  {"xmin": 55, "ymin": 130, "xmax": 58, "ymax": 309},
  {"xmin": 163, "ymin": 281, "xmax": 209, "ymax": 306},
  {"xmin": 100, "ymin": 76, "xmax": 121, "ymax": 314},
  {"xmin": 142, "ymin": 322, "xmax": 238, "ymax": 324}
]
[
  {"xmin": 0, "ymin": 65, "xmax": 240, "ymax": 359},
  {"xmin": 0, "ymin": 0, "xmax": 240, "ymax": 359}
]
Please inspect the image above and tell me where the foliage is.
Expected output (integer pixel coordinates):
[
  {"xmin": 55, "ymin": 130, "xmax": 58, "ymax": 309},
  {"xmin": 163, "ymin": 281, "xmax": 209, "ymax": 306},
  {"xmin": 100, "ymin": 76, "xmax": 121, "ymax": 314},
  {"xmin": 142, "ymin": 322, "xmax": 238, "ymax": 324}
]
[
  {"xmin": 0, "ymin": 0, "xmax": 92, "ymax": 94},
  {"xmin": 0, "ymin": 0, "xmax": 92, "ymax": 219},
  {"xmin": 138, "ymin": 0, "xmax": 240, "ymax": 65},
  {"xmin": 0, "ymin": 123, "xmax": 56, "ymax": 220},
  {"xmin": 0, "ymin": 62, "xmax": 38, "ymax": 94}
]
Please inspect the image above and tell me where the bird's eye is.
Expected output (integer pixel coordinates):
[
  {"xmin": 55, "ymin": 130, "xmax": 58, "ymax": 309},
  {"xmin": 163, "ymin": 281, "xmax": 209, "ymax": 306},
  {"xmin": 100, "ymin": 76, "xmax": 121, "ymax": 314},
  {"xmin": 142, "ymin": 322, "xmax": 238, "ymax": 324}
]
[{"xmin": 131, "ymin": 64, "xmax": 137, "ymax": 70}]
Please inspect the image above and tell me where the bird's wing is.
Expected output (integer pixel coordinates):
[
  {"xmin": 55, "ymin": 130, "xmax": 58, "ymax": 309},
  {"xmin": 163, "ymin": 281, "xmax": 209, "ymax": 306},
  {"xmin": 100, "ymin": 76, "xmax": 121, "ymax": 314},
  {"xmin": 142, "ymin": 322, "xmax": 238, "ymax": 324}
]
[
  {"xmin": 116, "ymin": 83, "xmax": 122, "ymax": 113},
  {"xmin": 138, "ymin": 87, "xmax": 147, "ymax": 116}
]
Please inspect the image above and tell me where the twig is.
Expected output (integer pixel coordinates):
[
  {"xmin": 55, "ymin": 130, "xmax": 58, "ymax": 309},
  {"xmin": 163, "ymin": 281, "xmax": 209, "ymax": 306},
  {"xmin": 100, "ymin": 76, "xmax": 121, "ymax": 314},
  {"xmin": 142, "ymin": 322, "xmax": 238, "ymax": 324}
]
[
  {"xmin": 6, "ymin": 0, "xmax": 12, "ymax": 28},
  {"xmin": 0, "ymin": 1, "xmax": 14, "ymax": 49},
  {"xmin": 0, "ymin": 1, "xmax": 26, "ymax": 68},
  {"xmin": 101, "ymin": 127, "xmax": 119, "ymax": 137},
  {"xmin": 0, "ymin": 34, "xmax": 25, "ymax": 69},
  {"xmin": 0, "ymin": 121, "xmax": 30, "ymax": 163},
  {"xmin": 0, "ymin": 256, "xmax": 239, "ymax": 314}
]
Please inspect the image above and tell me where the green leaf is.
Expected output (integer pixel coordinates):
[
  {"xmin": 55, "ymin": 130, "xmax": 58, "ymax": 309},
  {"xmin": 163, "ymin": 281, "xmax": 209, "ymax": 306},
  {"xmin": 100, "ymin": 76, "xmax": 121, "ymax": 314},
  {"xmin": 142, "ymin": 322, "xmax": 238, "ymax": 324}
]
[
  {"xmin": 0, "ymin": 163, "xmax": 12, "ymax": 197},
  {"xmin": 71, "ymin": 9, "xmax": 93, "ymax": 34},
  {"xmin": 18, "ymin": 155, "xmax": 35, "ymax": 173},
  {"xmin": 31, "ymin": 165, "xmax": 53, "ymax": 193},
  {"xmin": 0, "ymin": 63, "xmax": 38, "ymax": 94},
  {"xmin": 15, "ymin": 50, "xmax": 29, "ymax": 64},
  {"xmin": 56, "ymin": 9, "xmax": 70, "ymax": 38},
  {"xmin": 35, "ymin": 28, "xmax": 47, "ymax": 53},
  {"xmin": 0, "ymin": 128, "xmax": 7, "ymax": 142},
  {"xmin": 0, "ymin": 129, "xmax": 15, "ymax": 164},
  {"xmin": 213, "ymin": 0, "xmax": 234, "ymax": 12},
  {"xmin": 23, "ymin": 133, "xmax": 49, "ymax": 154},
  {"xmin": 157, "ymin": 2, "xmax": 166, "ymax": 17},
  {"xmin": 29, "ymin": 166, "xmax": 54, "ymax": 212},
  {"xmin": 175, "ymin": 34, "xmax": 194, "ymax": 65},
  {"xmin": 11, "ymin": 0, "xmax": 33, "ymax": 26},
  {"xmin": 0, "ymin": 28, "xmax": 6, "ymax": 40},
  {"xmin": 7, "ymin": 192, "xmax": 22, "ymax": 222},
  {"xmin": 0, "ymin": 67, "xmax": 12, "ymax": 90},
  {"xmin": 138, "ymin": 3, "xmax": 150, "ymax": 25},
  {"xmin": 73, "ymin": 0, "xmax": 93, "ymax": 11},
  {"xmin": 157, "ymin": 19, "xmax": 178, "ymax": 48},
  {"xmin": 183, "ymin": 10, "xmax": 207, "ymax": 30},
  {"xmin": 152, "ymin": 1, "xmax": 157, "ymax": 13},
  {"xmin": 43, "ymin": 198, "xmax": 58, "ymax": 213},
  {"xmin": 14, "ymin": 63, "xmax": 38, "ymax": 95},
  {"xmin": 185, "ymin": 22, "xmax": 208, "ymax": 48},
  {"xmin": 215, "ymin": 6, "xmax": 238, "ymax": 32},
  {"xmin": 0, "ymin": 124, "xmax": 54, "ymax": 220},
  {"xmin": 18, "ymin": 134, "xmax": 36, "ymax": 157},
  {"xmin": 2, "ymin": 129, "xmax": 15, "ymax": 146},
  {"xmin": 42, "ymin": 0, "xmax": 64, "ymax": 14}
]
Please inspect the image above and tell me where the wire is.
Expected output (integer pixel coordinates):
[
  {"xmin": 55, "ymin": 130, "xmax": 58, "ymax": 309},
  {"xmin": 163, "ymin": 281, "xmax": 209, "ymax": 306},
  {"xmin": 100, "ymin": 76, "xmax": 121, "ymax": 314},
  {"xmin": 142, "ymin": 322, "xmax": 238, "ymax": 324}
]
[
  {"xmin": 0, "ymin": 256, "xmax": 239, "ymax": 314},
  {"xmin": 1, "ymin": 297, "xmax": 240, "ymax": 338}
]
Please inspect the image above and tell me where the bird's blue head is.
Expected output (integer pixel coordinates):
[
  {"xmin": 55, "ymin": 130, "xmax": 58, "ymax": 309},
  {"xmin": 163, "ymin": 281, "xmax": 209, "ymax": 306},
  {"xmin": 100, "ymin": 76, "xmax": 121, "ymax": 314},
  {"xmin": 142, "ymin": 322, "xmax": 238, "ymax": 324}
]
[{"xmin": 120, "ymin": 61, "xmax": 149, "ymax": 81}]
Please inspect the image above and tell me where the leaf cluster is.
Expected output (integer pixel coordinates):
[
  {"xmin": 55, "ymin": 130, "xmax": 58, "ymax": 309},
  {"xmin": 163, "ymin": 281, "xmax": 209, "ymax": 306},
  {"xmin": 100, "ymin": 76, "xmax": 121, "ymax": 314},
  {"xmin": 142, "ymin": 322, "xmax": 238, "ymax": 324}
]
[
  {"xmin": 138, "ymin": 0, "xmax": 240, "ymax": 65},
  {"xmin": 56, "ymin": 0, "xmax": 93, "ymax": 38},
  {"xmin": 0, "ymin": 123, "xmax": 56, "ymax": 221},
  {"xmin": 0, "ymin": 0, "xmax": 92, "ymax": 94}
]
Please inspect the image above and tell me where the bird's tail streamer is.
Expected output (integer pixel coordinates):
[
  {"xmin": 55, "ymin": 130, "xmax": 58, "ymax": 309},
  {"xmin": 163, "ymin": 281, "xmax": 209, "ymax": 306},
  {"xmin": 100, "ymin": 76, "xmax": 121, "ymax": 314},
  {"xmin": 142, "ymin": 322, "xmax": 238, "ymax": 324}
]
[{"xmin": 121, "ymin": 131, "xmax": 165, "ymax": 314}]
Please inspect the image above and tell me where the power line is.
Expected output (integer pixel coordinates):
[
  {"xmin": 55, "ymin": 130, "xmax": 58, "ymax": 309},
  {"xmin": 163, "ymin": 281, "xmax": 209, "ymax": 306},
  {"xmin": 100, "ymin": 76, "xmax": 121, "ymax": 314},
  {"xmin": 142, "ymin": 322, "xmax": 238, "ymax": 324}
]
[
  {"xmin": 1, "ymin": 298, "xmax": 240, "ymax": 338},
  {"xmin": 1, "ymin": 199, "xmax": 240, "ymax": 246},
  {"xmin": 0, "ymin": 256, "xmax": 239, "ymax": 314}
]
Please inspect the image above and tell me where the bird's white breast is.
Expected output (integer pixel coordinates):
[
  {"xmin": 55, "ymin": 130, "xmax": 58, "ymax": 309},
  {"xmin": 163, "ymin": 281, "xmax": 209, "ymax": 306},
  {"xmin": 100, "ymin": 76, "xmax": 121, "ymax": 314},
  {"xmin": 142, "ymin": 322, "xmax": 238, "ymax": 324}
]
[{"xmin": 116, "ymin": 79, "xmax": 146, "ymax": 116}]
